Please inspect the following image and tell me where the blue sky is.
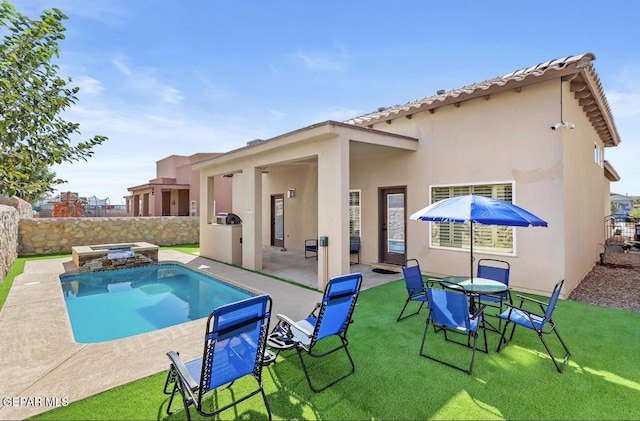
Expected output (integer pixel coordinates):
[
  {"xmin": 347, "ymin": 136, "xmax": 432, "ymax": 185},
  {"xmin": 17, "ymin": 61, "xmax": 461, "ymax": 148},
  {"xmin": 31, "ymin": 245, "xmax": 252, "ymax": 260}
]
[{"xmin": 11, "ymin": 0, "xmax": 640, "ymax": 204}]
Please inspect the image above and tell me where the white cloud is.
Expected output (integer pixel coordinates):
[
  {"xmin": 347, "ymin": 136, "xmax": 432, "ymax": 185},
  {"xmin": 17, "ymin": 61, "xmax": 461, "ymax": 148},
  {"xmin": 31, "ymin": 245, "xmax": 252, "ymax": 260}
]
[
  {"xmin": 54, "ymin": 0, "xmax": 130, "ymax": 27},
  {"xmin": 74, "ymin": 76, "xmax": 104, "ymax": 95},
  {"xmin": 193, "ymin": 73, "xmax": 233, "ymax": 102},
  {"xmin": 112, "ymin": 57, "xmax": 132, "ymax": 77},
  {"xmin": 111, "ymin": 56, "xmax": 184, "ymax": 104},
  {"xmin": 292, "ymin": 45, "xmax": 349, "ymax": 72},
  {"xmin": 159, "ymin": 86, "xmax": 184, "ymax": 104},
  {"xmin": 269, "ymin": 110, "xmax": 286, "ymax": 122}
]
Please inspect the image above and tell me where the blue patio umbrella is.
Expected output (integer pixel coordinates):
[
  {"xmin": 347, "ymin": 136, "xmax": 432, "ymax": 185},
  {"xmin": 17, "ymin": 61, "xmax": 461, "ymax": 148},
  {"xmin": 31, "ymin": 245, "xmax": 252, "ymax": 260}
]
[{"xmin": 409, "ymin": 195, "xmax": 548, "ymax": 282}]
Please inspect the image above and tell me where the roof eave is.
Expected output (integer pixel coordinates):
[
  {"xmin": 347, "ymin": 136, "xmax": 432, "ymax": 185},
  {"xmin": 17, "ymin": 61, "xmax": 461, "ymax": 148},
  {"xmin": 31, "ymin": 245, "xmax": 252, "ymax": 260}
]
[{"xmin": 604, "ymin": 160, "xmax": 621, "ymax": 182}]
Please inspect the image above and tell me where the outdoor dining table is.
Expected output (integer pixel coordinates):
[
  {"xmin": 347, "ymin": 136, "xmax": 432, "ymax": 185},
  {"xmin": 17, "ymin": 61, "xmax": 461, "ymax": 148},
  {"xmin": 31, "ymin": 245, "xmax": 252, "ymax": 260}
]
[
  {"xmin": 440, "ymin": 276, "xmax": 509, "ymax": 296},
  {"xmin": 439, "ymin": 276, "xmax": 510, "ymax": 333}
]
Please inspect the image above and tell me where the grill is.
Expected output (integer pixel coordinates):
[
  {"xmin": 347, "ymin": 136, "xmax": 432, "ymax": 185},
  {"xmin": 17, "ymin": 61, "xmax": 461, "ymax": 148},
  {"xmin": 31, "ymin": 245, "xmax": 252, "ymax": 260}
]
[{"xmin": 216, "ymin": 212, "xmax": 242, "ymax": 225}]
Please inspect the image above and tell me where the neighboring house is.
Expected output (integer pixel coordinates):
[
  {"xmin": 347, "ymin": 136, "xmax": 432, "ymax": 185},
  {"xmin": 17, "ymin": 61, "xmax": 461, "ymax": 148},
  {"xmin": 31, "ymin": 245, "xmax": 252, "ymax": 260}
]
[
  {"xmin": 193, "ymin": 53, "xmax": 621, "ymax": 298},
  {"xmin": 127, "ymin": 153, "xmax": 232, "ymax": 217},
  {"xmin": 610, "ymin": 193, "xmax": 638, "ymax": 216}
]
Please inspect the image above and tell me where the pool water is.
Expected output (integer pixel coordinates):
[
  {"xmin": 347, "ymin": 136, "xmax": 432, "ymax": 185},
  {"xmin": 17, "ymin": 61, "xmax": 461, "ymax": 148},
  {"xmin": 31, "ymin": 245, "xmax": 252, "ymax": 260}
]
[{"xmin": 59, "ymin": 263, "xmax": 255, "ymax": 343}]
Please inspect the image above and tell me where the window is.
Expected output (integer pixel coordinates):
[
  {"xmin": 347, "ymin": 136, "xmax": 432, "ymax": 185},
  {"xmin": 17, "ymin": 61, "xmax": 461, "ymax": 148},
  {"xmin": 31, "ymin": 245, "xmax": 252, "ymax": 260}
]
[
  {"xmin": 594, "ymin": 143, "xmax": 604, "ymax": 167},
  {"xmin": 349, "ymin": 190, "xmax": 361, "ymax": 236},
  {"xmin": 430, "ymin": 183, "xmax": 514, "ymax": 254}
]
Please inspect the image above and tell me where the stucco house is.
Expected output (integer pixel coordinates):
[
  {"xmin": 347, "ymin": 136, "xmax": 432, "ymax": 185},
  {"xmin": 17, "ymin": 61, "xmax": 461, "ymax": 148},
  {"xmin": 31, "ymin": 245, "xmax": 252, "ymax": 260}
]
[
  {"xmin": 193, "ymin": 53, "xmax": 621, "ymax": 298},
  {"xmin": 127, "ymin": 153, "xmax": 232, "ymax": 217}
]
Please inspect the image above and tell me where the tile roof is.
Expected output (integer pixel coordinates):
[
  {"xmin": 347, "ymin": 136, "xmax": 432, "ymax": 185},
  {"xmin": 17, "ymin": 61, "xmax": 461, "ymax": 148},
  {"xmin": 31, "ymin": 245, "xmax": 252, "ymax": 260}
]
[{"xmin": 344, "ymin": 53, "xmax": 620, "ymax": 147}]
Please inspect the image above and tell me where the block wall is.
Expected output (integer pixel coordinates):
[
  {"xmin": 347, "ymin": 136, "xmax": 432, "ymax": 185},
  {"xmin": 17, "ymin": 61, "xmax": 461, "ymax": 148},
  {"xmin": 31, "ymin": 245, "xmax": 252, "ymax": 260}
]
[{"xmin": 19, "ymin": 216, "xmax": 199, "ymax": 255}]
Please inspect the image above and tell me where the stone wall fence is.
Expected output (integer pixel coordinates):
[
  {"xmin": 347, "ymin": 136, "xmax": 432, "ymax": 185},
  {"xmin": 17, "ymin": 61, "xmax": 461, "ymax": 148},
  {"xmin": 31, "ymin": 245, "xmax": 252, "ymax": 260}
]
[
  {"xmin": 0, "ymin": 205, "xmax": 18, "ymax": 283},
  {"xmin": 0, "ymin": 195, "xmax": 33, "ymax": 282},
  {"xmin": 19, "ymin": 216, "xmax": 200, "ymax": 256}
]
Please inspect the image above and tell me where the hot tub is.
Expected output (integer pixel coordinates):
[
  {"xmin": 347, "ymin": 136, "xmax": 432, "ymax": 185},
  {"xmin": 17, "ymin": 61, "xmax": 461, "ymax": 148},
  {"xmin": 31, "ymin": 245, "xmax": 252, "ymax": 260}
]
[{"xmin": 71, "ymin": 242, "xmax": 159, "ymax": 272}]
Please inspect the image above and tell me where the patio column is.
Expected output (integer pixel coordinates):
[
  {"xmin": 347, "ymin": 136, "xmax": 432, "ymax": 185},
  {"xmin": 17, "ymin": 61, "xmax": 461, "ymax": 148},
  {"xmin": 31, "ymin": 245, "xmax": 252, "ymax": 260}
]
[
  {"xmin": 317, "ymin": 135, "xmax": 350, "ymax": 290},
  {"xmin": 241, "ymin": 166, "xmax": 263, "ymax": 271}
]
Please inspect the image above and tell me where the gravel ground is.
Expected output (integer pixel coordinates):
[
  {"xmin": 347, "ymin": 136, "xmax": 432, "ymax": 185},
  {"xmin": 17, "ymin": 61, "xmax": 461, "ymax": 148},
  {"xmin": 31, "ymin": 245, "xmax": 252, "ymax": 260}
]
[{"xmin": 568, "ymin": 241, "xmax": 640, "ymax": 312}]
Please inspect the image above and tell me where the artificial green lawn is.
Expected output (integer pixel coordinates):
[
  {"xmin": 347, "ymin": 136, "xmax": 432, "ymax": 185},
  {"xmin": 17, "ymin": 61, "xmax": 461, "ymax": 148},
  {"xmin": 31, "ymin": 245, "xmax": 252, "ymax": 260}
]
[{"xmin": 4, "ymin": 248, "xmax": 638, "ymax": 420}]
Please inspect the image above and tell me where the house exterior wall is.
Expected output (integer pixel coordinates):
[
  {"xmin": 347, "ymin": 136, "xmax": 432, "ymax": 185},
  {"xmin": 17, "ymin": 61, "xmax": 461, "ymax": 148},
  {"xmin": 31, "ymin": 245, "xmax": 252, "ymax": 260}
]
[
  {"xmin": 559, "ymin": 81, "xmax": 610, "ymax": 293},
  {"xmin": 156, "ymin": 155, "xmax": 188, "ymax": 179},
  {"xmin": 198, "ymin": 127, "xmax": 357, "ymax": 287},
  {"xmin": 128, "ymin": 154, "xmax": 230, "ymax": 217},
  {"xmin": 195, "ymin": 66, "xmax": 617, "ymax": 297},
  {"xmin": 260, "ymin": 163, "xmax": 318, "ymax": 251},
  {"xmin": 349, "ymin": 148, "xmax": 413, "ymax": 265},
  {"xmin": 347, "ymin": 79, "xmax": 565, "ymax": 296}
]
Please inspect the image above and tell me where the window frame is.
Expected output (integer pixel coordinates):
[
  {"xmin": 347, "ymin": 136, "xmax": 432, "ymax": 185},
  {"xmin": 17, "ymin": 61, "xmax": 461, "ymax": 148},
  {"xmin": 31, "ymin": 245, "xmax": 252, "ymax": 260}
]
[
  {"xmin": 428, "ymin": 181, "xmax": 517, "ymax": 256},
  {"xmin": 349, "ymin": 189, "xmax": 361, "ymax": 237},
  {"xmin": 594, "ymin": 142, "xmax": 604, "ymax": 168}
]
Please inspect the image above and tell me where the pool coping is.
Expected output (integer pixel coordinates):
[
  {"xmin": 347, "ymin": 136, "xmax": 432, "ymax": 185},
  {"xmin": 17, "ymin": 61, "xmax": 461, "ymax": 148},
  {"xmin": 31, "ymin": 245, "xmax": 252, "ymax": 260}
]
[{"xmin": 0, "ymin": 250, "xmax": 323, "ymax": 419}]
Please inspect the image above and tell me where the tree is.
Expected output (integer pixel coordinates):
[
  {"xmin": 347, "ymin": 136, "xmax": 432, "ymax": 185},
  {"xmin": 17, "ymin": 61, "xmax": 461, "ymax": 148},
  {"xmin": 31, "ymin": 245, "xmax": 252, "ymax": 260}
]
[
  {"xmin": 610, "ymin": 201, "xmax": 621, "ymax": 215},
  {"xmin": 0, "ymin": 1, "xmax": 107, "ymax": 201}
]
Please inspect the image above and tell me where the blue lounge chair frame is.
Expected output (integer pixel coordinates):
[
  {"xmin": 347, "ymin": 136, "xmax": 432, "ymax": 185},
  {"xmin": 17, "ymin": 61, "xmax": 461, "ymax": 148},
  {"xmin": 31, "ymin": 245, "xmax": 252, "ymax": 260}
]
[
  {"xmin": 397, "ymin": 259, "xmax": 434, "ymax": 322},
  {"xmin": 496, "ymin": 279, "xmax": 570, "ymax": 372},
  {"xmin": 304, "ymin": 239, "xmax": 318, "ymax": 259},
  {"xmin": 269, "ymin": 272, "xmax": 363, "ymax": 392},
  {"xmin": 163, "ymin": 295, "xmax": 273, "ymax": 420},
  {"xmin": 420, "ymin": 281, "xmax": 488, "ymax": 375},
  {"xmin": 349, "ymin": 236, "xmax": 361, "ymax": 265},
  {"xmin": 306, "ymin": 237, "xmax": 360, "ymax": 264}
]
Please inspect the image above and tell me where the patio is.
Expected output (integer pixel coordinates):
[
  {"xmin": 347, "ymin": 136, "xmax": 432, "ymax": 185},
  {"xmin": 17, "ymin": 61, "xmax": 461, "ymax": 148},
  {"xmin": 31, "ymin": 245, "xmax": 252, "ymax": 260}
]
[{"xmin": 260, "ymin": 246, "xmax": 403, "ymax": 290}]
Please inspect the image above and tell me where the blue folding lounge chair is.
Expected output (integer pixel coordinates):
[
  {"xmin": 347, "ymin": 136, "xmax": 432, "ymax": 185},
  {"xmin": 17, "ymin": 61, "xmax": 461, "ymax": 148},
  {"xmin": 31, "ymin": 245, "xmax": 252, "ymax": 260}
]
[
  {"xmin": 496, "ymin": 279, "xmax": 571, "ymax": 373},
  {"xmin": 268, "ymin": 272, "xmax": 363, "ymax": 392},
  {"xmin": 163, "ymin": 295, "xmax": 274, "ymax": 420},
  {"xmin": 397, "ymin": 259, "xmax": 432, "ymax": 322},
  {"xmin": 420, "ymin": 281, "xmax": 488, "ymax": 375}
]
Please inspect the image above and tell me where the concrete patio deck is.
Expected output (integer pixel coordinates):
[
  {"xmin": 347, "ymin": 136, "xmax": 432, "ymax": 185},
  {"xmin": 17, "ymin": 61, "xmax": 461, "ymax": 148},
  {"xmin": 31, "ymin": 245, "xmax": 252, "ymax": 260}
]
[{"xmin": 0, "ymin": 248, "xmax": 402, "ymax": 419}]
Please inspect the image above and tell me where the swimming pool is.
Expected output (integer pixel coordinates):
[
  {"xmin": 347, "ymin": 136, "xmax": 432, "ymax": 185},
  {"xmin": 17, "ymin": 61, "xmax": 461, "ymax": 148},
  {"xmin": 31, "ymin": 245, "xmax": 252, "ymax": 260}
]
[{"xmin": 59, "ymin": 263, "xmax": 256, "ymax": 343}]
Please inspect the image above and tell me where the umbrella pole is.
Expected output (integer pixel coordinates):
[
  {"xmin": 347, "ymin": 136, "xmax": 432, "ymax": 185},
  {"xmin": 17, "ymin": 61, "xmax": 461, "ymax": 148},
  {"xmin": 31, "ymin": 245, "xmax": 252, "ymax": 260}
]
[{"xmin": 470, "ymin": 222, "xmax": 474, "ymax": 283}]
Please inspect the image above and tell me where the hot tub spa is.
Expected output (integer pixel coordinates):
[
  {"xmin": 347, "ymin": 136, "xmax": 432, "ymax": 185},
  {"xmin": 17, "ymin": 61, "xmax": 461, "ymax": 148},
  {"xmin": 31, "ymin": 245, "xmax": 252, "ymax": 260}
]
[{"xmin": 71, "ymin": 242, "xmax": 159, "ymax": 272}]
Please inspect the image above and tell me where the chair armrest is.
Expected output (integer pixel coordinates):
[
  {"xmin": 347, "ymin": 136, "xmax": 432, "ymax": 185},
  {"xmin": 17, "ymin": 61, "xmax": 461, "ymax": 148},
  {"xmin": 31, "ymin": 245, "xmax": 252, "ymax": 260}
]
[
  {"xmin": 166, "ymin": 351, "xmax": 198, "ymax": 392},
  {"xmin": 470, "ymin": 304, "xmax": 487, "ymax": 320},
  {"xmin": 425, "ymin": 278, "xmax": 441, "ymax": 288},
  {"xmin": 276, "ymin": 314, "xmax": 313, "ymax": 338},
  {"xmin": 515, "ymin": 294, "xmax": 548, "ymax": 312},
  {"xmin": 501, "ymin": 302, "xmax": 544, "ymax": 320},
  {"xmin": 408, "ymin": 287, "xmax": 426, "ymax": 296}
]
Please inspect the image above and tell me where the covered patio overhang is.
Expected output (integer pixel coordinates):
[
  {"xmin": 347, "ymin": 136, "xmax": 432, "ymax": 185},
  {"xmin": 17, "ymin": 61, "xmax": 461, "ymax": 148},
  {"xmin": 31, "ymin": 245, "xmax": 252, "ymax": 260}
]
[{"xmin": 193, "ymin": 120, "xmax": 418, "ymax": 290}]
